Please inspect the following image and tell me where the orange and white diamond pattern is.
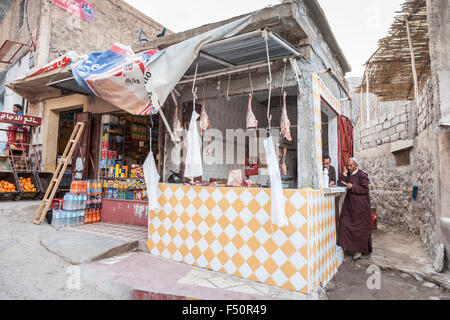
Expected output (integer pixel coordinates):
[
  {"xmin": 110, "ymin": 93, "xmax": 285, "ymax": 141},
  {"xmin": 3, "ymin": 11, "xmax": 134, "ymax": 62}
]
[
  {"xmin": 147, "ymin": 184, "xmax": 338, "ymax": 295},
  {"xmin": 307, "ymin": 190, "xmax": 338, "ymax": 291}
]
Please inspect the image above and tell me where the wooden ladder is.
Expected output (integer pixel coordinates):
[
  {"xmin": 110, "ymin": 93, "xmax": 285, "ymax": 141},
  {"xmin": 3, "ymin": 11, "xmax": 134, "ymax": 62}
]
[{"xmin": 33, "ymin": 122, "xmax": 86, "ymax": 225}]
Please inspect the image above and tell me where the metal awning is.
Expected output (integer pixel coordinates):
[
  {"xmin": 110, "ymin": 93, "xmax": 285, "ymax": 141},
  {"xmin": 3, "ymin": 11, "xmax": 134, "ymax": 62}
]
[
  {"xmin": 0, "ymin": 40, "xmax": 29, "ymax": 64},
  {"xmin": 47, "ymin": 77, "xmax": 91, "ymax": 95},
  {"xmin": 183, "ymin": 29, "xmax": 301, "ymax": 79}
]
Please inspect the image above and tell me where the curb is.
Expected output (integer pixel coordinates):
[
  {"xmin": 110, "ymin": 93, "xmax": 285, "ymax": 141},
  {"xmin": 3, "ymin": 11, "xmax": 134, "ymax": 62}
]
[
  {"xmin": 133, "ymin": 290, "xmax": 200, "ymax": 300},
  {"xmin": 357, "ymin": 257, "xmax": 450, "ymax": 291}
]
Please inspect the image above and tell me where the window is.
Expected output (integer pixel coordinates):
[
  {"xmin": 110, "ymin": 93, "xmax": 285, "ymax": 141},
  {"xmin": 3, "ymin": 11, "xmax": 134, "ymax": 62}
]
[
  {"xmin": 19, "ymin": 1, "xmax": 25, "ymax": 29},
  {"xmin": 394, "ymin": 150, "xmax": 410, "ymax": 167},
  {"xmin": 321, "ymin": 99, "xmax": 339, "ymax": 171}
]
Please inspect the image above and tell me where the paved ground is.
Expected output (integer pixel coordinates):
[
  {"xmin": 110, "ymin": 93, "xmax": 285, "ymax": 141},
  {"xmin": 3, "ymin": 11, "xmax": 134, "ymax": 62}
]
[
  {"xmin": 86, "ymin": 251, "xmax": 314, "ymax": 300},
  {"xmin": 0, "ymin": 201, "xmax": 125, "ymax": 299},
  {"xmin": 42, "ymin": 223, "xmax": 147, "ymax": 265},
  {"xmin": 326, "ymin": 227, "xmax": 450, "ymax": 300},
  {"xmin": 1, "ymin": 201, "xmax": 449, "ymax": 300}
]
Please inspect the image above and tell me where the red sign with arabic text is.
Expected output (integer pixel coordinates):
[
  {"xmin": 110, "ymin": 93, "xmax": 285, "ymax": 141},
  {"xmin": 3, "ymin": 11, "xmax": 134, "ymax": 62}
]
[{"xmin": 0, "ymin": 113, "xmax": 42, "ymax": 127}]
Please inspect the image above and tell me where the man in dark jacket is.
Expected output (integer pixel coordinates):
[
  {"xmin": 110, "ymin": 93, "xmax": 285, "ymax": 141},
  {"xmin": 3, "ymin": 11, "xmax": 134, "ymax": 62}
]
[
  {"xmin": 323, "ymin": 155, "xmax": 337, "ymax": 187},
  {"xmin": 338, "ymin": 158, "xmax": 372, "ymax": 260}
]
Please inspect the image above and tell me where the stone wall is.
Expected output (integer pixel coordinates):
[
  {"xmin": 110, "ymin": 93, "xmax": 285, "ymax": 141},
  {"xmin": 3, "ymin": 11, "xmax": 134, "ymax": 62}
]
[
  {"xmin": 0, "ymin": 0, "xmax": 42, "ymax": 72},
  {"xmin": 357, "ymin": 103, "xmax": 410, "ymax": 151},
  {"xmin": 356, "ymin": 78, "xmax": 434, "ymax": 152},
  {"xmin": 355, "ymin": 124, "xmax": 439, "ymax": 260},
  {"xmin": 353, "ymin": 72, "xmax": 439, "ymax": 261},
  {"xmin": 48, "ymin": 0, "xmax": 167, "ymax": 60}
]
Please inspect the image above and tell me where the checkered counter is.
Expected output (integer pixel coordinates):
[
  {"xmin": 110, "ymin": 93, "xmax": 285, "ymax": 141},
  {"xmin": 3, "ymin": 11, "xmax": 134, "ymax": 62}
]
[{"xmin": 146, "ymin": 184, "xmax": 338, "ymax": 294}]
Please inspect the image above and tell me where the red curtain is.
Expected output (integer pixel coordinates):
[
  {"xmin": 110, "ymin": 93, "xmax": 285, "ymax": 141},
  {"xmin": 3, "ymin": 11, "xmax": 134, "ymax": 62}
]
[{"xmin": 338, "ymin": 116, "xmax": 354, "ymax": 176}]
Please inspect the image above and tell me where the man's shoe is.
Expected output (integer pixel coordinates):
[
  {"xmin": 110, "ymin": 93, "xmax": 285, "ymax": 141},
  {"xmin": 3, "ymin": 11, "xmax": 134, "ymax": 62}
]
[{"xmin": 353, "ymin": 252, "xmax": 362, "ymax": 260}]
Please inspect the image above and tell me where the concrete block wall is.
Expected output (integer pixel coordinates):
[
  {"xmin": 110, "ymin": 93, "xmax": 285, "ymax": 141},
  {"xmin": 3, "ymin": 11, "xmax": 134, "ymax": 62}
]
[{"xmin": 358, "ymin": 103, "xmax": 410, "ymax": 151}]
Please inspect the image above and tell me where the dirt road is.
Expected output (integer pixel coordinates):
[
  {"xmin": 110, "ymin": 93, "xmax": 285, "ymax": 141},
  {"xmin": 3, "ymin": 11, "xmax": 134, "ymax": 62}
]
[
  {"xmin": 326, "ymin": 255, "xmax": 450, "ymax": 300},
  {"xmin": 0, "ymin": 202, "xmax": 126, "ymax": 300}
]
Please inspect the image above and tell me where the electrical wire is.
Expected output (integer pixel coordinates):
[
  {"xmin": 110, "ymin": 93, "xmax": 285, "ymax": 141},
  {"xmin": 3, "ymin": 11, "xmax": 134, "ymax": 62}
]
[{"xmin": 24, "ymin": 0, "xmax": 36, "ymax": 51}]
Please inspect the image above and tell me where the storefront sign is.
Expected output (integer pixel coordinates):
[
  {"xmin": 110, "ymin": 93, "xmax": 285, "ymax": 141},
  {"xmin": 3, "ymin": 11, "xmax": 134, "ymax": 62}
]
[
  {"xmin": 30, "ymin": 51, "xmax": 80, "ymax": 77},
  {"xmin": 53, "ymin": 0, "xmax": 95, "ymax": 23},
  {"xmin": 0, "ymin": 113, "xmax": 41, "ymax": 127}
]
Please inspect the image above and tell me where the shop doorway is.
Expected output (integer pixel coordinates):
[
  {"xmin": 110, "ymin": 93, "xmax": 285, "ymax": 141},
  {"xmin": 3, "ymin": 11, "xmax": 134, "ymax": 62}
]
[
  {"xmin": 56, "ymin": 109, "xmax": 83, "ymax": 193},
  {"xmin": 57, "ymin": 109, "xmax": 83, "ymax": 162}
]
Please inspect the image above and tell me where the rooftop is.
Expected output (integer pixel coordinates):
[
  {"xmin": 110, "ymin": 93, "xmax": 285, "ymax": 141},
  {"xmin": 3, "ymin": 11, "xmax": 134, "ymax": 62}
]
[{"xmin": 357, "ymin": 0, "xmax": 430, "ymax": 101}]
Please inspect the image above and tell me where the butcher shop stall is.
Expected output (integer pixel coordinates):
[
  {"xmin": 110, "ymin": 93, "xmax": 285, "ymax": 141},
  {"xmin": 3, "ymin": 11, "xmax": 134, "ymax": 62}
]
[
  {"xmin": 135, "ymin": 7, "xmax": 354, "ymax": 294},
  {"xmin": 7, "ymin": 2, "xmax": 354, "ymax": 295}
]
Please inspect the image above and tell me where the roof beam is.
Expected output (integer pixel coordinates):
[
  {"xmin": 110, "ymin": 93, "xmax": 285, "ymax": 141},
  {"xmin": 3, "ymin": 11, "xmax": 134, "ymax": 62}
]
[{"xmin": 199, "ymin": 51, "xmax": 236, "ymax": 68}]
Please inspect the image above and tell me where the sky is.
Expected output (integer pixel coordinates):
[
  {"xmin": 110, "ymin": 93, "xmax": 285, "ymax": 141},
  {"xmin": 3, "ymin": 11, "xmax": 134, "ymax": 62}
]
[{"xmin": 124, "ymin": 0, "xmax": 404, "ymax": 78}]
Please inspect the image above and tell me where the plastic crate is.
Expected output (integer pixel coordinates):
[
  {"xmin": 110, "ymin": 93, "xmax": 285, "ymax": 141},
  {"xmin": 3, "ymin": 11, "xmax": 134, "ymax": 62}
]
[
  {"xmin": 0, "ymin": 171, "xmax": 21, "ymax": 201},
  {"xmin": 126, "ymin": 191, "xmax": 134, "ymax": 200},
  {"xmin": 16, "ymin": 172, "xmax": 40, "ymax": 200},
  {"xmin": 36, "ymin": 172, "xmax": 54, "ymax": 200}
]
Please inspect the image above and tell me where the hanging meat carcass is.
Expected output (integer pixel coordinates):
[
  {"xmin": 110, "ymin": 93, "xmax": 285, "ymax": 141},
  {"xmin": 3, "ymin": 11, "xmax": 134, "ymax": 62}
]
[
  {"xmin": 280, "ymin": 91, "xmax": 292, "ymax": 141},
  {"xmin": 280, "ymin": 147, "xmax": 288, "ymax": 176},
  {"xmin": 200, "ymin": 96, "xmax": 211, "ymax": 136},
  {"xmin": 172, "ymin": 99, "xmax": 183, "ymax": 143},
  {"xmin": 200, "ymin": 97, "xmax": 212, "ymax": 156},
  {"xmin": 246, "ymin": 93, "xmax": 258, "ymax": 129}
]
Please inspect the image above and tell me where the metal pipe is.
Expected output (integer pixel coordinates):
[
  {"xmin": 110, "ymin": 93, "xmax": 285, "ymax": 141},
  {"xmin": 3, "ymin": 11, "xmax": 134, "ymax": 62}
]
[
  {"xmin": 266, "ymin": 31, "xmax": 301, "ymax": 57},
  {"xmin": 201, "ymin": 30, "xmax": 262, "ymax": 50},
  {"xmin": 199, "ymin": 52, "xmax": 236, "ymax": 68},
  {"xmin": 178, "ymin": 61, "xmax": 274, "ymax": 84},
  {"xmin": 46, "ymin": 77, "xmax": 75, "ymax": 87}
]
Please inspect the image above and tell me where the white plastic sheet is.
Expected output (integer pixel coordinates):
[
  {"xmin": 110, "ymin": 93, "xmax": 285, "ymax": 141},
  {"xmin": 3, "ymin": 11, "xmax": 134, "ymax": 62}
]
[
  {"xmin": 143, "ymin": 151, "xmax": 160, "ymax": 211},
  {"xmin": 144, "ymin": 15, "xmax": 254, "ymax": 114},
  {"xmin": 184, "ymin": 111, "xmax": 203, "ymax": 180},
  {"xmin": 264, "ymin": 136, "xmax": 288, "ymax": 228}
]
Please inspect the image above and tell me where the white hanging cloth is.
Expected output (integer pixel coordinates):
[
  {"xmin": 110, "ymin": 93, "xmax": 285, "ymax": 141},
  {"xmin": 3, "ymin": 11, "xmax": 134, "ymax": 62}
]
[
  {"xmin": 264, "ymin": 136, "xmax": 288, "ymax": 228},
  {"xmin": 184, "ymin": 110, "xmax": 203, "ymax": 180},
  {"xmin": 143, "ymin": 151, "xmax": 160, "ymax": 211}
]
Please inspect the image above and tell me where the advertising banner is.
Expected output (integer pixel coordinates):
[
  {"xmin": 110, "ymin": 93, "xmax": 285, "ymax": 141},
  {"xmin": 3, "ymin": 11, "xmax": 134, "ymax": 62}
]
[
  {"xmin": 53, "ymin": 0, "xmax": 95, "ymax": 23},
  {"xmin": 72, "ymin": 44, "xmax": 163, "ymax": 115}
]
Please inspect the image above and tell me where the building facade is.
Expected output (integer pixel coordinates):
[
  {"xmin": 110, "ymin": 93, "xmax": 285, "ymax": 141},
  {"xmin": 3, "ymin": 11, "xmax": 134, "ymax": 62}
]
[
  {"xmin": 0, "ymin": 0, "xmax": 167, "ymax": 166},
  {"xmin": 354, "ymin": 0, "xmax": 449, "ymax": 270}
]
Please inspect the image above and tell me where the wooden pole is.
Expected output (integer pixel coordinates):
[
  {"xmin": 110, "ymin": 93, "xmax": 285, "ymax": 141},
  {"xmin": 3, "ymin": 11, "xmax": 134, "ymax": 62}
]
[
  {"xmin": 366, "ymin": 71, "xmax": 370, "ymax": 122},
  {"xmin": 405, "ymin": 16, "xmax": 419, "ymax": 102},
  {"xmin": 360, "ymin": 86, "xmax": 365, "ymax": 125},
  {"xmin": 375, "ymin": 95, "xmax": 379, "ymax": 118}
]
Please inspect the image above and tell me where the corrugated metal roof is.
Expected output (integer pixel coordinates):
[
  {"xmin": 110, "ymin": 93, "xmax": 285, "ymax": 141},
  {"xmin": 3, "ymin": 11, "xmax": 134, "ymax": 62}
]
[{"xmin": 184, "ymin": 30, "xmax": 300, "ymax": 77}]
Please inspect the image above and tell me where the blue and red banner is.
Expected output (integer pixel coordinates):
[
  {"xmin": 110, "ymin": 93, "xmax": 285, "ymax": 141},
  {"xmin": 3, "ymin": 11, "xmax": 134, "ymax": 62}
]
[{"xmin": 53, "ymin": 0, "xmax": 95, "ymax": 23}]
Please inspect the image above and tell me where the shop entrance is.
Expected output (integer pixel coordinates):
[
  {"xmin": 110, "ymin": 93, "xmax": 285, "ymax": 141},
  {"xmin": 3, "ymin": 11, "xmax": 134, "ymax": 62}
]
[
  {"xmin": 99, "ymin": 112, "xmax": 161, "ymax": 204},
  {"xmin": 56, "ymin": 109, "xmax": 83, "ymax": 193}
]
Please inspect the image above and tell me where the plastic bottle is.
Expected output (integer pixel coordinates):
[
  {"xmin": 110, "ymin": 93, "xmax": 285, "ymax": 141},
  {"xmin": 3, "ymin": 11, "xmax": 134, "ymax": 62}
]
[
  {"xmin": 63, "ymin": 195, "xmax": 68, "ymax": 210},
  {"xmin": 59, "ymin": 211, "xmax": 65, "ymax": 227},
  {"xmin": 323, "ymin": 168, "xmax": 330, "ymax": 189},
  {"xmin": 81, "ymin": 194, "xmax": 86, "ymax": 210},
  {"xmin": 64, "ymin": 194, "xmax": 70, "ymax": 211},
  {"xmin": 77, "ymin": 211, "xmax": 82, "ymax": 225},
  {"xmin": 51, "ymin": 210, "xmax": 59, "ymax": 228}
]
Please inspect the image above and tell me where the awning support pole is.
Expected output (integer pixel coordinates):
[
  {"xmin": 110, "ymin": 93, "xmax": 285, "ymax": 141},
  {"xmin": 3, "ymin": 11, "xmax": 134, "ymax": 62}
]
[
  {"xmin": 405, "ymin": 16, "xmax": 419, "ymax": 102},
  {"xmin": 366, "ymin": 70, "xmax": 370, "ymax": 122},
  {"xmin": 158, "ymin": 107, "xmax": 178, "ymax": 146},
  {"xmin": 263, "ymin": 29, "xmax": 272, "ymax": 133}
]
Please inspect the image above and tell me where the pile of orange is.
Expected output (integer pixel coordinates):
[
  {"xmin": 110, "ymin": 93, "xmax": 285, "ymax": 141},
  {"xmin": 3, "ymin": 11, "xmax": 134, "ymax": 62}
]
[
  {"xmin": 0, "ymin": 180, "xmax": 17, "ymax": 193},
  {"xmin": 19, "ymin": 177, "xmax": 36, "ymax": 192}
]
